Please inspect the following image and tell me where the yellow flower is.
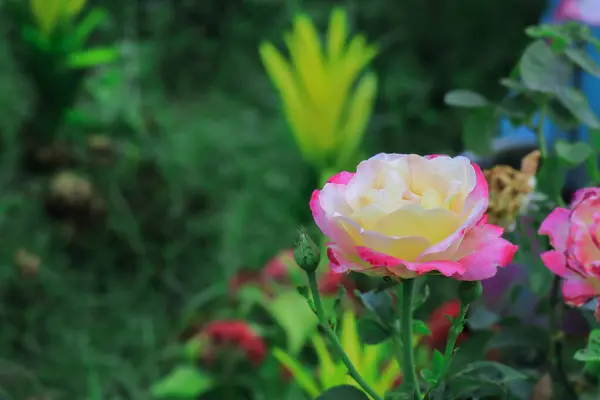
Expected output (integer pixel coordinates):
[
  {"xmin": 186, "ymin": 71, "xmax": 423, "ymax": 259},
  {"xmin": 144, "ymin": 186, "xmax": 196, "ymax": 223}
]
[
  {"xmin": 30, "ymin": 0, "xmax": 86, "ymax": 36},
  {"xmin": 259, "ymin": 8, "xmax": 378, "ymax": 171},
  {"xmin": 273, "ymin": 310, "xmax": 428, "ymax": 399}
]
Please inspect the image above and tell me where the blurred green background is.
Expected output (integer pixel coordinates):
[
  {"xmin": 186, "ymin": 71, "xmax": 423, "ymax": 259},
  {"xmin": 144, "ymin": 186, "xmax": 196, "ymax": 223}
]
[{"xmin": 0, "ymin": 0, "xmax": 544, "ymax": 398}]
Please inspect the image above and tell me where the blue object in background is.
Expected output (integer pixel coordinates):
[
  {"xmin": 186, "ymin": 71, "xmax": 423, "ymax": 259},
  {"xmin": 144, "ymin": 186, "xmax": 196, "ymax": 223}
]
[
  {"xmin": 499, "ymin": 0, "xmax": 600, "ymax": 145},
  {"xmin": 497, "ymin": 0, "xmax": 600, "ymax": 191}
]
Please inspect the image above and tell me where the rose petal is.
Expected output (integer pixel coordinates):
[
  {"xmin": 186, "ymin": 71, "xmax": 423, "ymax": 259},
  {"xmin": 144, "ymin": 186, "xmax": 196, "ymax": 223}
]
[
  {"xmin": 562, "ymin": 278, "xmax": 599, "ymax": 306},
  {"xmin": 538, "ymin": 207, "xmax": 570, "ymax": 252},
  {"xmin": 452, "ymin": 223, "xmax": 517, "ymax": 281},
  {"xmin": 327, "ymin": 171, "xmax": 355, "ymax": 184},
  {"xmin": 540, "ymin": 251, "xmax": 570, "ymax": 277}
]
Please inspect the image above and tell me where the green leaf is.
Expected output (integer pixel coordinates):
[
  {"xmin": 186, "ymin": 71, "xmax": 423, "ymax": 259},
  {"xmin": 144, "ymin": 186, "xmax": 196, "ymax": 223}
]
[
  {"xmin": 520, "ymin": 40, "xmax": 571, "ymax": 93},
  {"xmin": 499, "ymin": 78, "xmax": 529, "ymax": 92},
  {"xmin": 317, "ymin": 385, "xmax": 370, "ymax": 400},
  {"xmin": 575, "ymin": 329, "xmax": 600, "ymax": 362},
  {"xmin": 385, "ymin": 383, "xmax": 417, "ymax": 400},
  {"xmin": 525, "ymin": 24, "xmax": 570, "ymax": 43},
  {"xmin": 467, "ymin": 305, "xmax": 500, "ymax": 330},
  {"xmin": 151, "ymin": 366, "xmax": 214, "ymax": 398},
  {"xmin": 485, "ymin": 325, "xmax": 551, "ymax": 352},
  {"xmin": 69, "ymin": 9, "xmax": 110, "ymax": 49},
  {"xmin": 536, "ymin": 155, "xmax": 567, "ymax": 201},
  {"xmin": 66, "ymin": 47, "xmax": 119, "ymax": 69},
  {"xmin": 359, "ymin": 290, "xmax": 395, "ymax": 324},
  {"xmin": 183, "ymin": 337, "xmax": 203, "ymax": 361},
  {"xmin": 555, "ymin": 140, "xmax": 594, "ymax": 166},
  {"xmin": 446, "ymin": 361, "xmax": 527, "ymax": 400},
  {"xmin": 21, "ymin": 25, "xmax": 50, "ymax": 52},
  {"xmin": 564, "ymin": 47, "xmax": 600, "ymax": 77},
  {"xmin": 432, "ymin": 349, "xmax": 445, "ymax": 374},
  {"xmin": 556, "ymin": 87, "xmax": 600, "ymax": 128},
  {"xmin": 272, "ymin": 348, "xmax": 321, "ymax": 397},
  {"xmin": 444, "ymin": 90, "xmax": 489, "ymax": 108},
  {"xmin": 498, "ymin": 94, "xmax": 538, "ymax": 128},
  {"xmin": 357, "ymin": 317, "xmax": 390, "ymax": 345},
  {"xmin": 461, "ymin": 107, "xmax": 496, "ymax": 156},
  {"xmin": 547, "ymin": 98, "xmax": 580, "ymax": 130},
  {"xmin": 265, "ymin": 291, "xmax": 319, "ymax": 355},
  {"xmin": 412, "ymin": 319, "xmax": 431, "ymax": 336}
]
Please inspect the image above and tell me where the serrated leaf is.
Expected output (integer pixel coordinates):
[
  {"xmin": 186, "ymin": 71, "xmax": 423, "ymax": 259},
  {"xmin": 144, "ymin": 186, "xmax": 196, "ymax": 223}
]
[
  {"xmin": 555, "ymin": 140, "xmax": 594, "ymax": 166},
  {"xmin": 520, "ymin": 40, "xmax": 571, "ymax": 93},
  {"xmin": 150, "ymin": 366, "xmax": 214, "ymax": 398},
  {"xmin": 317, "ymin": 385, "xmax": 370, "ymax": 400},
  {"xmin": 357, "ymin": 317, "xmax": 390, "ymax": 345},
  {"xmin": 564, "ymin": 47, "xmax": 600, "ymax": 77},
  {"xmin": 446, "ymin": 361, "xmax": 527, "ymax": 399},
  {"xmin": 444, "ymin": 90, "xmax": 489, "ymax": 108},
  {"xmin": 575, "ymin": 329, "xmax": 600, "ymax": 362},
  {"xmin": 359, "ymin": 290, "xmax": 395, "ymax": 324}
]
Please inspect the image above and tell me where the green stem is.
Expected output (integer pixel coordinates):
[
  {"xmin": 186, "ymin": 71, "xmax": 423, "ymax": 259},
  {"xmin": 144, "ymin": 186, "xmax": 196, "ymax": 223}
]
[
  {"xmin": 400, "ymin": 279, "xmax": 421, "ymax": 397},
  {"xmin": 424, "ymin": 301, "xmax": 469, "ymax": 398},
  {"xmin": 307, "ymin": 271, "xmax": 383, "ymax": 400},
  {"xmin": 549, "ymin": 276, "xmax": 579, "ymax": 399},
  {"xmin": 537, "ymin": 102, "xmax": 548, "ymax": 159},
  {"xmin": 441, "ymin": 302, "xmax": 469, "ymax": 374}
]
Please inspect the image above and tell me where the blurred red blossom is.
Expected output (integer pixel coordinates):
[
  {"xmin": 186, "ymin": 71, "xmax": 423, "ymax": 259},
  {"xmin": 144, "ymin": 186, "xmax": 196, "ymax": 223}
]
[
  {"xmin": 201, "ymin": 320, "xmax": 267, "ymax": 366},
  {"xmin": 424, "ymin": 300, "xmax": 467, "ymax": 351}
]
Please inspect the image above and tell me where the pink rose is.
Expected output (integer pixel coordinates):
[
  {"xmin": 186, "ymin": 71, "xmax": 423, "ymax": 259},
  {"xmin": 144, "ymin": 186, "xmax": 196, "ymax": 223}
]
[
  {"xmin": 310, "ymin": 153, "xmax": 517, "ymax": 280},
  {"xmin": 539, "ymin": 187, "xmax": 600, "ymax": 320},
  {"xmin": 555, "ymin": 0, "xmax": 600, "ymax": 26}
]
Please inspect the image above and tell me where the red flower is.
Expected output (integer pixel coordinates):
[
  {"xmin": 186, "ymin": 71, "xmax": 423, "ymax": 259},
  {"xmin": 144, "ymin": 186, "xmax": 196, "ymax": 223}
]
[
  {"xmin": 425, "ymin": 300, "xmax": 467, "ymax": 351},
  {"xmin": 202, "ymin": 320, "xmax": 267, "ymax": 366},
  {"xmin": 262, "ymin": 250, "xmax": 294, "ymax": 282}
]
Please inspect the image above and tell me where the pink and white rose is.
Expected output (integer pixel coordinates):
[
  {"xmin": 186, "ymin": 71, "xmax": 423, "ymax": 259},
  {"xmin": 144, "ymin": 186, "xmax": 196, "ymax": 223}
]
[
  {"xmin": 539, "ymin": 187, "xmax": 600, "ymax": 320},
  {"xmin": 310, "ymin": 153, "xmax": 517, "ymax": 280}
]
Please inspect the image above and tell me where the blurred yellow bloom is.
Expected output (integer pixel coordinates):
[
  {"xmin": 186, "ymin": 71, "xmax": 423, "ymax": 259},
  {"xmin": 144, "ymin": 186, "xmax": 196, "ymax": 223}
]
[
  {"xmin": 273, "ymin": 310, "xmax": 428, "ymax": 399},
  {"xmin": 31, "ymin": 0, "xmax": 86, "ymax": 36},
  {"xmin": 259, "ymin": 8, "xmax": 378, "ymax": 171}
]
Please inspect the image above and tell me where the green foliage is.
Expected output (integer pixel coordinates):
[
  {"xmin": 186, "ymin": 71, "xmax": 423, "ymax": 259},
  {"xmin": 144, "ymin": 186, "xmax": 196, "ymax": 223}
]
[
  {"xmin": 444, "ymin": 362, "xmax": 527, "ymax": 399},
  {"xmin": 317, "ymin": 385, "xmax": 370, "ymax": 400},
  {"xmin": 575, "ymin": 329, "xmax": 600, "ymax": 363},
  {"xmin": 151, "ymin": 366, "xmax": 214, "ymax": 399}
]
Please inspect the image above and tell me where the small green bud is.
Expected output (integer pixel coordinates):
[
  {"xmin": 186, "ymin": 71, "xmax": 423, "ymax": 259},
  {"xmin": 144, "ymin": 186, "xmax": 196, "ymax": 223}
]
[
  {"xmin": 458, "ymin": 281, "xmax": 483, "ymax": 304},
  {"xmin": 294, "ymin": 229, "xmax": 321, "ymax": 273}
]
